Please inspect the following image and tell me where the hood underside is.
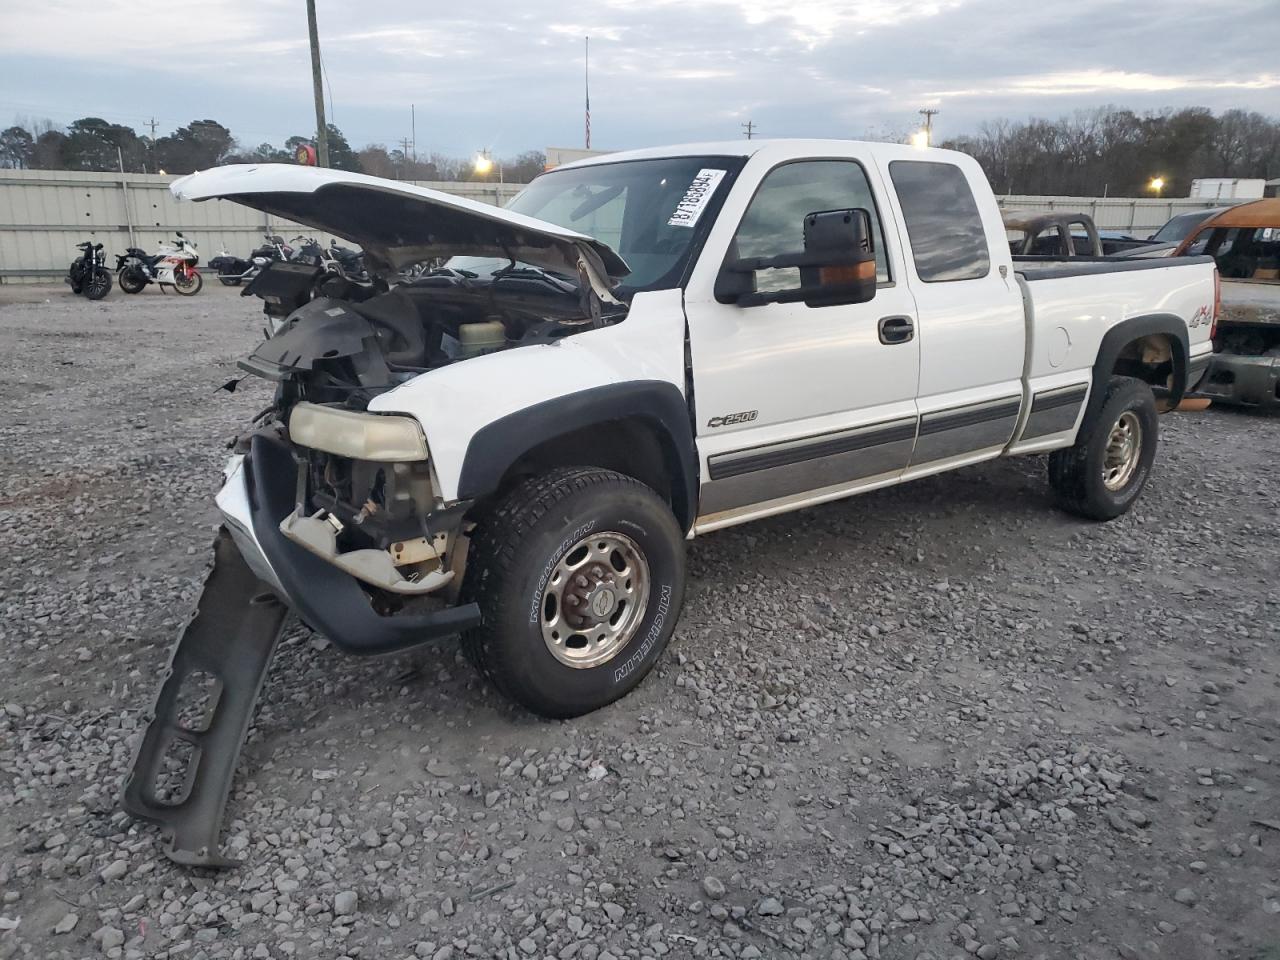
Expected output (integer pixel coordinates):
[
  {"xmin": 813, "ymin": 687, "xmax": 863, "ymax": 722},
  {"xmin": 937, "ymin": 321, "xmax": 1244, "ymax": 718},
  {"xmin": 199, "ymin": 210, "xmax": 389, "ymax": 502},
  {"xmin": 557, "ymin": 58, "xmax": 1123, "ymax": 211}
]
[{"xmin": 169, "ymin": 164, "xmax": 629, "ymax": 286}]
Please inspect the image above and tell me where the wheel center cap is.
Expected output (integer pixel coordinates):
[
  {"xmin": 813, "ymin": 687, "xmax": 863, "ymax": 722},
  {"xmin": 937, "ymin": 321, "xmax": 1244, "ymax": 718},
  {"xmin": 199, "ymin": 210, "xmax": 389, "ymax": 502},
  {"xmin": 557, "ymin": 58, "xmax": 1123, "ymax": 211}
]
[{"xmin": 587, "ymin": 587, "xmax": 617, "ymax": 620}]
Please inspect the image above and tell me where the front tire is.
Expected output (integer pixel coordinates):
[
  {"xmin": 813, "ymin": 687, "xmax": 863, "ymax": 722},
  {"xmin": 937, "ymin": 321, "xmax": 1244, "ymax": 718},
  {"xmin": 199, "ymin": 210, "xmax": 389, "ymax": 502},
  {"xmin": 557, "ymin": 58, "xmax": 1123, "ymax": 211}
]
[
  {"xmin": 84, "ymin": 267, "xmax": 113, "ymax": 300},
  {"xmin": 461, "ymin": 467, "xmax": 686, "ymax": 719},
  {"xmin": 1048, "ymin": 376, "xmax": 1158, "ymax": 521},
  {"xmin": 174, "ymin": 268, "xmax": 203, "ymax": 296}
]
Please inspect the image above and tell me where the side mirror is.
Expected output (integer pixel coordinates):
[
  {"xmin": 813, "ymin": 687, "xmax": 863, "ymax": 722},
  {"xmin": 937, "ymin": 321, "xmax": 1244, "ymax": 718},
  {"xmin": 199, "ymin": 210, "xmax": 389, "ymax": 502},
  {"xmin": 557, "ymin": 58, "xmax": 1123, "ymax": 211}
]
[{"xmin": 715, "ymin": 208, "xmax": 877, "ymax": 308}]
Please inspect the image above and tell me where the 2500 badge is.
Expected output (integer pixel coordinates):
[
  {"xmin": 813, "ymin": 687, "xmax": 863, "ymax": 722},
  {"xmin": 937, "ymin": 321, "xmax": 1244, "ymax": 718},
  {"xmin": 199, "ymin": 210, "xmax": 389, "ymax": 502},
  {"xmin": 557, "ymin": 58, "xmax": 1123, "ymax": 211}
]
[{"xmin": 707, "ymin": 410, "xmax": 758, "ymax": 428}]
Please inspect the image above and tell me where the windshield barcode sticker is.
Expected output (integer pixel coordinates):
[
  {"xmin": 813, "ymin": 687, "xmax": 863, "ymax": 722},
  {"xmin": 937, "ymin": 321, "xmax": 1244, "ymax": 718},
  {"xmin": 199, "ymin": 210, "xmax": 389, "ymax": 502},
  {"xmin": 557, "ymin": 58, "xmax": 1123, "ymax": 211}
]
[{"xmin": 667, "ymin": 168, "xmax": 726, "ymax": 228}]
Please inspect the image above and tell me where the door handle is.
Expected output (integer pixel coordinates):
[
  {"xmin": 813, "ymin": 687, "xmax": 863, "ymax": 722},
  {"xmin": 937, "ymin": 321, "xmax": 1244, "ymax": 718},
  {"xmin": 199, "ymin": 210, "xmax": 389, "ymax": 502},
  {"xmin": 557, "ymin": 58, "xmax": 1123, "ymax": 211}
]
[{"xmin": 878, "ymin": 315, "xmax": 914, "ymax": 345}]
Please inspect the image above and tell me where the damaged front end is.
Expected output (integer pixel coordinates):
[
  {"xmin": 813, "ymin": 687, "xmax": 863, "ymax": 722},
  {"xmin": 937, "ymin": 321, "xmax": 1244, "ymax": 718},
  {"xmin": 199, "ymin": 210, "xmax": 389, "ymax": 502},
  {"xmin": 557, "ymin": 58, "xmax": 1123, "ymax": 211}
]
[{"xmin": 123, "ymin": 232, "xmax": 629, "ymax": 869}]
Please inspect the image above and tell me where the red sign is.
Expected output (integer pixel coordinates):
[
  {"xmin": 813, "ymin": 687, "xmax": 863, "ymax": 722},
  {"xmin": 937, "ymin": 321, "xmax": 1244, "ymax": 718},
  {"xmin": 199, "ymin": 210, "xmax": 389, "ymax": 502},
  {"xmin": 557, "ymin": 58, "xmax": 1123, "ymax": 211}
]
[{"xmin": 295, "ymin": 144, "xmax": 318, "ymax": 166}]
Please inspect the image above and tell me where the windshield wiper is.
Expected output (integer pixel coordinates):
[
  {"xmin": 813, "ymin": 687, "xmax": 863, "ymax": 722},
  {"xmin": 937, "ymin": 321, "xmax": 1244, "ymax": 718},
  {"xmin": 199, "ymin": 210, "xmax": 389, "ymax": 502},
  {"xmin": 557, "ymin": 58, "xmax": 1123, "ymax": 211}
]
[{"xmin": 492, "ymin": 265, "xmax": 578, "ymax": 293}]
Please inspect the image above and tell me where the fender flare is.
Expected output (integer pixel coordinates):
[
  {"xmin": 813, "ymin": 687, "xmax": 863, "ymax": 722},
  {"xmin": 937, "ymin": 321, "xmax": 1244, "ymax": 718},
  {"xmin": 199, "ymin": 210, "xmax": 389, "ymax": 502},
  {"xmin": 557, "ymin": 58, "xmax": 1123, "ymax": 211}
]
[
  {"xmin": 1090, "ymin": 313, "xmax": 1190, "ymax": 418},
  {"xmin": 456, "ymin": 380, "xmax": 699, "ymax": 531}
]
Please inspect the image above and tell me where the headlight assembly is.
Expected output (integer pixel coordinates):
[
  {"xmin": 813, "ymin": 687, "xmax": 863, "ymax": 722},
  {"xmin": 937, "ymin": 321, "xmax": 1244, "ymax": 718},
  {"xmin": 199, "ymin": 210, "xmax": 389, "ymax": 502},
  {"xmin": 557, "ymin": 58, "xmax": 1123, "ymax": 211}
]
[{"xmin": 288, "ymin": 402, "xmax": 428, "ymax": 462}]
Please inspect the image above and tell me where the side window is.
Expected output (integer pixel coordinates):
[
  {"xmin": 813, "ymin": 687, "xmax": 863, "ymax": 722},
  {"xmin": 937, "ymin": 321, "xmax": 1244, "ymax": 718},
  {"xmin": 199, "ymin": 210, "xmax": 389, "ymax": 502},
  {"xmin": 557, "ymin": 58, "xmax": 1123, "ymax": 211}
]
[
  {"xmin": 732, "ymin": 160, "xmax": 890, "ymax": 293},
  {"xmin": 888, "ymin": 160, "xmax": 991, "ymax": 282}
]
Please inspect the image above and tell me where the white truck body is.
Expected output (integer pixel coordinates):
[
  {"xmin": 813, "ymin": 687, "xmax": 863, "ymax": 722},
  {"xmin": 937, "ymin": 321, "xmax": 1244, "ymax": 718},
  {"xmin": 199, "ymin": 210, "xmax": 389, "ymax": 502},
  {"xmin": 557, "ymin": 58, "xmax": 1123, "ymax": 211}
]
[{"xmin": 124, "ymin": 143, "xmax": 1219, "ymax": 866}]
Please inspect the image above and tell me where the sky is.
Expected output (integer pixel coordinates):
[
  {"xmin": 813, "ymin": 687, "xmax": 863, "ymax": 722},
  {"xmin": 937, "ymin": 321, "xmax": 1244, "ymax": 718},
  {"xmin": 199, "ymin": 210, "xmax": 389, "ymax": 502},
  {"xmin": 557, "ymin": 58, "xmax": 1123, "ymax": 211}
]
[{"xmin": 0, "ymin": 0, "xmax": 1276, "ymax": 158}]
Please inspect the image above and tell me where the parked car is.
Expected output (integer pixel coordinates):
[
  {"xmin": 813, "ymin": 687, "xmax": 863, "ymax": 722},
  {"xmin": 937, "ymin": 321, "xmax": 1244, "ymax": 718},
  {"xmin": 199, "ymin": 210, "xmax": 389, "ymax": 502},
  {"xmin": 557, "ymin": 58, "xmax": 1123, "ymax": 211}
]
[
  {"xmin": 1178, "ymin": 199, "xmax": 1280, "ymax": 410},
  {"xmin": 124, "ymin": 144, "xmax": 1217, "ymax": 865}
]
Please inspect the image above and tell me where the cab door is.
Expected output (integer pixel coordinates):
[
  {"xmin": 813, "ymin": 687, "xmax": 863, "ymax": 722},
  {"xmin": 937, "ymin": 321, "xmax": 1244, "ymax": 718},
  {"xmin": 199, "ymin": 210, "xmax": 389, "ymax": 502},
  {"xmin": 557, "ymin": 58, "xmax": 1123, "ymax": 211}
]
[
  {"xmin": 878, "ymin": 156, "xmax": 1026, "ymax": 472},
  {"xmin": 683, "ymin": 151, "xmax": 921, "ymax": 525}
]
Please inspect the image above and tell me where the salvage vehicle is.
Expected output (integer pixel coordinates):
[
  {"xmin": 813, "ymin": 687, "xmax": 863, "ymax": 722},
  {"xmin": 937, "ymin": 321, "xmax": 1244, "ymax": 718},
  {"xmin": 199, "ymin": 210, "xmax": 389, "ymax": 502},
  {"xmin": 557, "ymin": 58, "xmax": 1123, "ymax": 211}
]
[
  {"xmin": 1178, "ymin": 199, "xmax": 1280, "ymax": 410},
  {"xmin": 122, "ymin": 142, "xmax": 1218, "ymax": 865},
  {"xmin": 1003, "ymin": 211, "xmax": 1161, "ymax": 259}
]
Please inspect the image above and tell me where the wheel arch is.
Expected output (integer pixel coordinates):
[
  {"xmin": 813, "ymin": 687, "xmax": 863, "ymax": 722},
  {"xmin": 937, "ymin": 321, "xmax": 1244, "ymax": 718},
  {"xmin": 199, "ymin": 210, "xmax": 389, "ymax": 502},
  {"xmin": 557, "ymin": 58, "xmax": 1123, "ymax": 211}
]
[
  {"xmin": 456, "ymin": 381, "xmax": 699, "ymax": 532},
  {"xmin": 1091, "ymin": 313, "xmax": 1189, "ymax": 416}
]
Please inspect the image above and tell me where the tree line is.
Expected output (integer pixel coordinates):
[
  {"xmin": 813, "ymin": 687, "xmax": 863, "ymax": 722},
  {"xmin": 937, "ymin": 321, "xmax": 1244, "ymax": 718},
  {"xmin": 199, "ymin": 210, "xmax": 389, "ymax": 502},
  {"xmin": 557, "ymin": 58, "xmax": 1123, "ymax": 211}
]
[
  {"xmin": 3, "ymin": 105, "xmax": 1276, "ymax": 195},
  {"xmin": 0, "ymin": 116, "xmax": 546, "ymax": 183},
  {"xmin": 939, "ymin": 106, "xmax": 1279, "ymax": 197}
]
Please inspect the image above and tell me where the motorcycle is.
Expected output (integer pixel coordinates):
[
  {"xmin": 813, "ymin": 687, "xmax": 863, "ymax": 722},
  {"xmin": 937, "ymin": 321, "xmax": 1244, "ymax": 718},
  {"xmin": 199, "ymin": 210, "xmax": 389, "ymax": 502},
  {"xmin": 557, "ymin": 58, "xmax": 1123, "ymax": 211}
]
[
  {"xmin": 66, "ymin": 240, "xmax": 113, "ymax": 300},
  {"xmin": 325, "ymin": 239, "xmax": 367, "ymax": 280},
  {"xmin": 117, "ymin": 232, "xmax": 203, "ymax": 296},
  {"xmin": 209, "ymin": 234, "xmax": 293, "ymax": 286}
]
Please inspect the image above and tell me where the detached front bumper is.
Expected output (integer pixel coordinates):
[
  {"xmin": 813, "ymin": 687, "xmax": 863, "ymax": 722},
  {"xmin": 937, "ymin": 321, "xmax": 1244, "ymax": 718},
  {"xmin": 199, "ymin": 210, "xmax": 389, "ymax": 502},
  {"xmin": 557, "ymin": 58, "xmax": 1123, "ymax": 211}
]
[
  {"xmin": 1192, "ymin": 352, "xmax": 1280, "ymax": 412},
  {"xmin": 221, "ymin": 433, "xmax": 481, "ymax": 655}
]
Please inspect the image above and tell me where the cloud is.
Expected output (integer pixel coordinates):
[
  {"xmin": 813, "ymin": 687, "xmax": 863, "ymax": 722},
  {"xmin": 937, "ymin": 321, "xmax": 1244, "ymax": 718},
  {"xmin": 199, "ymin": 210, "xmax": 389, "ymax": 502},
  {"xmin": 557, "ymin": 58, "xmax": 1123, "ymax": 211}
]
[{"xmin": 0, "ymin": 0, "xmax": 1274, "ymax": 154}]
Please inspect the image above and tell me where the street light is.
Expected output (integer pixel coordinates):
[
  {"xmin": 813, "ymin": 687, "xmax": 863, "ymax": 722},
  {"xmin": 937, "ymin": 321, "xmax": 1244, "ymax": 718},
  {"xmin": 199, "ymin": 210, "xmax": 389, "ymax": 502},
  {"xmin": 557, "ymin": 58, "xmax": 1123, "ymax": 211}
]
[
  {"xmin": 1148, "ymin": 176, "xmax": 1165, "ymax": 197},
  {"xmin": 474, "ymin": 150, "xmax": 503, "ymax": 184}
]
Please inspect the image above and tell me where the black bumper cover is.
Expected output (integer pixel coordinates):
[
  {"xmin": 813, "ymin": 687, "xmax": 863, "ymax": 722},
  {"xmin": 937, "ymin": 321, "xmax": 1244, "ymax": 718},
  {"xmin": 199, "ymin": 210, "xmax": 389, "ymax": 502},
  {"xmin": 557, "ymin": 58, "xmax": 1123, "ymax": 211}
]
[
  {"xmin": 1191, "ymin": 352, "xmax": 1280, "ymax": 412},
  {"xmin": 245, "ymin": 433, "xmax": 482, "ymax": 654}
]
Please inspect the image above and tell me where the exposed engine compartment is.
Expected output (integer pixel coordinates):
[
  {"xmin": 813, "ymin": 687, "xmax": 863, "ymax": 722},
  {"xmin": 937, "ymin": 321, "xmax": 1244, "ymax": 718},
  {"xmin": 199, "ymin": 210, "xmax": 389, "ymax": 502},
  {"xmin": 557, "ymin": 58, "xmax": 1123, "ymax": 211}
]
[
  {"xmin": 238, "ymin": 260, "xmax": 617, "ymax": 409},
  {"xmin": 231, "ymin": 259, "xmax": 625, "ymax": 600}
]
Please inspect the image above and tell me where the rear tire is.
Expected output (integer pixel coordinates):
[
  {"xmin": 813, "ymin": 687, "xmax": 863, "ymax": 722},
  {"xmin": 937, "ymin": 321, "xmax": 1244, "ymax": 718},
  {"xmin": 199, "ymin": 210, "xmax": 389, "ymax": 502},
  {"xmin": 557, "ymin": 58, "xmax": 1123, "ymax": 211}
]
[
  {"xmin": 84, "ymin": 267, "xmax": 113, "ymax": 300},
  {"xmin": 461, "ymin": 467, "xmax": 686, "ymax": 719},
  {"xmin": 119, "ymin": 266, "xmax": 147, "ymax": 294},
  {"xmin": 1048, "ymin": 376, "xmax": 1158, "ymax": 521}
]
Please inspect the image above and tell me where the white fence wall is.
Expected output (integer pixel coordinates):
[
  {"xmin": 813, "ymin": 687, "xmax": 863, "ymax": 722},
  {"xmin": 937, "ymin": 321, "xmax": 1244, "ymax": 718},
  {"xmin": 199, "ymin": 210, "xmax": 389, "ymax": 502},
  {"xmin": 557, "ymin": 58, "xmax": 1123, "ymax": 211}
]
[
  {"xmin": 0, "ymin": 169, "xmax": 1239, "ymax": 282},
  {"xmin": 0, "ymin": 170, "xmax": 523, "ymax": 282},
  {"xmin": 994, "ymin": 195, "xmax": 1230, "ymax": 235}
]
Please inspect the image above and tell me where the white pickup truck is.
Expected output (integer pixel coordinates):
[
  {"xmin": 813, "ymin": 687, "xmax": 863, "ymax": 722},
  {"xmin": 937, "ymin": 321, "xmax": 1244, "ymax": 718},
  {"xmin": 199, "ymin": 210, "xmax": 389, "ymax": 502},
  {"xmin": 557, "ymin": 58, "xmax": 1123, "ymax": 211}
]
[{"xmin": 123, "ymin": 141, "xmax": 1218, "ymax": 864}]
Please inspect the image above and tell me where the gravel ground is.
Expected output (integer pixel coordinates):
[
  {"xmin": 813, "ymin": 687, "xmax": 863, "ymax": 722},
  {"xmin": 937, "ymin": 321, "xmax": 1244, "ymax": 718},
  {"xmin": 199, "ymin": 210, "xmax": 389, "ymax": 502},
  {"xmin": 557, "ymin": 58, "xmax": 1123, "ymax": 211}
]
[{"xmin": 1, "ymin": 284, "xmax": 1278, "ymax": 960}]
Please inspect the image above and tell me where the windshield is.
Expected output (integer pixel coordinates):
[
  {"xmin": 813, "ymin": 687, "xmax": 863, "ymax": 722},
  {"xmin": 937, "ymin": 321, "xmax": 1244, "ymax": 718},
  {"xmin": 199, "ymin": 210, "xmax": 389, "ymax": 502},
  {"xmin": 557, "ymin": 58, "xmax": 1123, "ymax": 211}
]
[
  {"xmin": 448, "ymin": 155, "xmax": 745, "ymax": 294},
  {"xmin": 1153, "ymin": 211, "xmax": 1213, "ymax": 243}
]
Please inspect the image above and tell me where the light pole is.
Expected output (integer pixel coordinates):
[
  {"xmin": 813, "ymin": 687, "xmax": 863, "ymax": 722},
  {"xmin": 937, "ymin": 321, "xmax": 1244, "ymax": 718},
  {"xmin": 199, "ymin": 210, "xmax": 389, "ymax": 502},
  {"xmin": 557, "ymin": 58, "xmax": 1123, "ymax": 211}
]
[{"xmin": 306, "ymin": 0, "xmax": 329, "ymax": 167}]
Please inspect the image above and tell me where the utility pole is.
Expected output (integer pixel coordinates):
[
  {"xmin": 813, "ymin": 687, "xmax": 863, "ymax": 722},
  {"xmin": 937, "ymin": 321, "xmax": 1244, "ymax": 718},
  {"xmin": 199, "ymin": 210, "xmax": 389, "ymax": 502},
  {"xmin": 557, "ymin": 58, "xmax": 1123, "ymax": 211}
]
[
  {"xmin": 411, "ymin": 104, "xmax": 416, "ymax": 163},
  {"xmin": 741, "ymin": 120, "xmax": 756, "ymax": 140},
  {"xmin": 146, "ymin": 117, "xmax": 158, "ymax": 139},
  {"xmin": 584, "ymin": 37, "xmax": 591, "ymax": 150},
  {"xmin": 306, "ymin": 0, "xmax": 329, "ymax": 167},
  {"xmin": 918, "ymin": 108, "xmax": 939, "ymax": 145}
]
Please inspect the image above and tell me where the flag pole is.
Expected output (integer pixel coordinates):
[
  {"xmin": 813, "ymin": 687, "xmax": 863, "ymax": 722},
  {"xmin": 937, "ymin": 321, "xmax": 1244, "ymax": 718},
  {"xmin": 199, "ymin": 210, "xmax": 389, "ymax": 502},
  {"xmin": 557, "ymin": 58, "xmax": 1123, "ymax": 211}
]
[{"xmin": 584, "ymin": 36, "xmax": 591, "ymax": 150}]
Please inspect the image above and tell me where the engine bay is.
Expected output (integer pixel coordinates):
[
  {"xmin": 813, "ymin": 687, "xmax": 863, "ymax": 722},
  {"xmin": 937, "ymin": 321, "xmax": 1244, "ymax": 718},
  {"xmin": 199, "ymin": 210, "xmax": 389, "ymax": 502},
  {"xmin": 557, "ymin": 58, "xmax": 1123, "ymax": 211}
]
[{"xmin": 238, "ymin": 259, "xmax": 621, "ymax": 409}]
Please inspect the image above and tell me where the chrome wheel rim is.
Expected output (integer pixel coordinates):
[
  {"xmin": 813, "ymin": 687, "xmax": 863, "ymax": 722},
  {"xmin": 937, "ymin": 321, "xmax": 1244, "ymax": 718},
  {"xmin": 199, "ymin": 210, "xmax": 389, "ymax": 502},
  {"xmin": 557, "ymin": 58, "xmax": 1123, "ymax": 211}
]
[
  {"xmin": 1102, "ymin": 411, "xmax": 1143, "ymax": 491},
  {"xmin": 540, "ymin": 531, "xmax": 650, "ymax": 669}
]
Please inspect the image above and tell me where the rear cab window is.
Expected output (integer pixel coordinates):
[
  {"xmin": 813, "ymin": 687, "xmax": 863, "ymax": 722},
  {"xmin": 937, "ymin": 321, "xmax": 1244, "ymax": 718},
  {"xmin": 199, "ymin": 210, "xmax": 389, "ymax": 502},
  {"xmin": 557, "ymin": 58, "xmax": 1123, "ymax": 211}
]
[{"xmin": 888, "ymin": 160, "xmax": 991, "ymax": 282}]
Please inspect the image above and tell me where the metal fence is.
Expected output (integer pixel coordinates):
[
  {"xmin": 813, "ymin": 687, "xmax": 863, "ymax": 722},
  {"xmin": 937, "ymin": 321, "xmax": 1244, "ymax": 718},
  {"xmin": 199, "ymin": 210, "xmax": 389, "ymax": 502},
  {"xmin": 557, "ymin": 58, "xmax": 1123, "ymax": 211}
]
[
  {"xmin": 0, "ymin": 169, "xmax": 1238, "ymax": 282},
  {"xmin": 0, "ymin": 170, "xmax": 522, "ymax": 282}
]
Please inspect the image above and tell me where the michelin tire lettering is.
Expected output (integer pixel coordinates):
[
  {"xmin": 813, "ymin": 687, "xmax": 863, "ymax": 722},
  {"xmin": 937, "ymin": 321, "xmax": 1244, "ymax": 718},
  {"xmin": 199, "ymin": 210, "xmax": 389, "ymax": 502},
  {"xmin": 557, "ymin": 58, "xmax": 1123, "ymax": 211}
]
[{"xmin": 612, "ymin": 584, "xmax": 672, "ymax": 683}]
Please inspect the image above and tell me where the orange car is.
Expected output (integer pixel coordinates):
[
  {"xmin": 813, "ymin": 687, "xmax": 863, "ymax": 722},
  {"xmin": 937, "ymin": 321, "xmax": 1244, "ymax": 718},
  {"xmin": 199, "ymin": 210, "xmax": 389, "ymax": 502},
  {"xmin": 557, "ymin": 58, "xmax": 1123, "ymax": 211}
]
[{"xmin": 1173, "ymin": 198, "xmax": 1280, "ymax": 281}]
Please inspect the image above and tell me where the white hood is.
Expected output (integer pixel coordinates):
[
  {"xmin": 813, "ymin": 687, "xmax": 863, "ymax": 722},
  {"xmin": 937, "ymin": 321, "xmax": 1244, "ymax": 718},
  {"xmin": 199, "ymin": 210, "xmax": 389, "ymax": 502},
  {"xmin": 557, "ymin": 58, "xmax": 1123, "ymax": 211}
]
[{"xmin": 169, "ymin": 164, "xmax": 629, "ymax": 286}]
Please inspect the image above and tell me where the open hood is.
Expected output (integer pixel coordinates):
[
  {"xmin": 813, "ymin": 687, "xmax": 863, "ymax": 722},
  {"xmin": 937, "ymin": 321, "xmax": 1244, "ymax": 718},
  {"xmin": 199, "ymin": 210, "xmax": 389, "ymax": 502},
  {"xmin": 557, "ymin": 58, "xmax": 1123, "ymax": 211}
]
[{"xmin": 169, "ymin": 164, "xmax": 629, "ymax": 290}]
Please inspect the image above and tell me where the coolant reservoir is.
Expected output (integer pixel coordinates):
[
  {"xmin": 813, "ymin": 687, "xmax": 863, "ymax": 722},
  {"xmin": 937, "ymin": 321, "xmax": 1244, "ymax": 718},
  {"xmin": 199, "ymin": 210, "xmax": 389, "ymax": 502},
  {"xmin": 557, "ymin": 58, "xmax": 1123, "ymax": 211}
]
[{"xmin": 457, "ymin": 319, "xmax": 507, "ymax": 358}]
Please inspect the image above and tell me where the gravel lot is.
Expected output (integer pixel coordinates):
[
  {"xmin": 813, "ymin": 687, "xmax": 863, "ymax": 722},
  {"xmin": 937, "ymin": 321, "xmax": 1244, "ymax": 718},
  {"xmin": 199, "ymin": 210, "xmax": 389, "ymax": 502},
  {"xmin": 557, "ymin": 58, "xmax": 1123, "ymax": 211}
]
[{"xmin": 1, "ymin": 284, "xmax": 1278, "ymax": 960}]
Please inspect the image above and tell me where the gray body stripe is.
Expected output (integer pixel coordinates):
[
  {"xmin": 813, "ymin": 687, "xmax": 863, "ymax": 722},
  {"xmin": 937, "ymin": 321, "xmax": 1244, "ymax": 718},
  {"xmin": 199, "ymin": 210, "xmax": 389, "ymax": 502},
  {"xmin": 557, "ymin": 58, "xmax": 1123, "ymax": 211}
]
[
  {"xmin": 1020, "ymin": 383, "xmax": 1089, "ymax": 441},
  {"xmin": 708, "ymin": 417, "xmax": 917, "ymax": 481},
  {"xmin": 913, "ymin": 396, "xmax": 1022, "ymax": 464}
]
